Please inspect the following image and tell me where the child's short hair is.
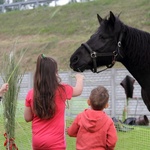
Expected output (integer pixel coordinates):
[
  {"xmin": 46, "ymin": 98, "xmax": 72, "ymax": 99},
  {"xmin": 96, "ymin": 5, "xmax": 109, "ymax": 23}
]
[{"xmin": 89, "ymin": 85, "xmax": 109, "ymax": 110}]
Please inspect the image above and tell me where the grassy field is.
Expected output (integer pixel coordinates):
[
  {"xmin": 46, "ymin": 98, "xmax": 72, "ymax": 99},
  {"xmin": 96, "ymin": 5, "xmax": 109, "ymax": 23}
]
[
  {"xmin": 0, "ymin": 101, "xmax": 150, "ymax": 150},
  {"xmin": 0, "ymin": 0, "xmax": 149, "ymax": 72}
]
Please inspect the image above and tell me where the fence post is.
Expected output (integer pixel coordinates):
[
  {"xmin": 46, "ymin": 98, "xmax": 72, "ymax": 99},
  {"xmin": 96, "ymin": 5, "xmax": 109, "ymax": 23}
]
[
  {"xmin": 68, "ymin": 71, "xmax": 72, "ymax": 85},
  {"xmin": 111, "ymin": 68, "xmax": 116, "ymax": 117},
  {"xmin": 28, "ymin": 72, "xmax": 33, "ymax": 90}
]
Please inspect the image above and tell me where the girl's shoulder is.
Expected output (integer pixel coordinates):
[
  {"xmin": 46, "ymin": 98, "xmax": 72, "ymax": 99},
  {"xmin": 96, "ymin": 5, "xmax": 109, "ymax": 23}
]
[
  {"xmin": 26, "ymin": 89, "xmax": 33, "ymax": 99},
  {"xmin": 60, "ymin": 83, "xmax": 73, "ymax": 91},
  {"xmin": 28, "ymin": 88, "xmax": 33, "ymax": 94}
]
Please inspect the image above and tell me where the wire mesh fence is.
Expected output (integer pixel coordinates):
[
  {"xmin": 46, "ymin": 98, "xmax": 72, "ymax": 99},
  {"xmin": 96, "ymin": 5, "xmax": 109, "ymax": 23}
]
[
  {"xmin": 0, "ymin": 100, "xmax": 150, "ymax": 150},
  {"xmin": 1, "ymin": 69, "xmax": 150, "ymax": 149}
]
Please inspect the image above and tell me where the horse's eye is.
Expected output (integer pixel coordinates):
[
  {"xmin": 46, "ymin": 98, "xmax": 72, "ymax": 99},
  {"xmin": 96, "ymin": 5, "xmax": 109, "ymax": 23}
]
[{"xmin": 99, "ymin": 35, "xmax": 105, "ymax": 40}]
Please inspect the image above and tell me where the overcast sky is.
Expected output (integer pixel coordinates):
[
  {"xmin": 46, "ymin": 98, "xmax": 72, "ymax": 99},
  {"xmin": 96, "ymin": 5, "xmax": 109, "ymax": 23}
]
[
  {"xmin": 50, "ymin": 0, "xmax": 69, "ymax": 6},
  {"xmin": 50, "ymin": 0, "xmax": 86, "ymax": 6},
  {"xmin": 56, "ymin": 0, "xmax": 69, "ymax": 5}
]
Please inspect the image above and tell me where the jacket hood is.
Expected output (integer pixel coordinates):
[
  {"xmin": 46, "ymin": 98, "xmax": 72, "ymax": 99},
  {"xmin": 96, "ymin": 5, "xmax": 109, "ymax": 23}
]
[{"xmin": 81, "ymin": 109, "xmax": 109, "ymax": 132}]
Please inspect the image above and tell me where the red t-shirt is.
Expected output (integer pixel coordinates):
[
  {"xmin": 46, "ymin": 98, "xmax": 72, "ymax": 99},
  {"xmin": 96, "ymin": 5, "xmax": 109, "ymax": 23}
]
[{"xmin": 25, "ymin": 84, "xmax": 73, "ymax": 150}]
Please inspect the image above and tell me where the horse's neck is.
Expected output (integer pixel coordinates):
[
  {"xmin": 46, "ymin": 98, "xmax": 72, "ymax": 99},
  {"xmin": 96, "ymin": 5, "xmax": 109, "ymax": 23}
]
[
  {"xmin": 119, "ymin": 25, "xmax": 150, "ymax": 88},
  {"xmin": 120, "ymin": 25, "xmax": 150, "ymax": 65},
  {"xmin": 123, "ymin": 25, "xmax": 150, "ymax": 49}
]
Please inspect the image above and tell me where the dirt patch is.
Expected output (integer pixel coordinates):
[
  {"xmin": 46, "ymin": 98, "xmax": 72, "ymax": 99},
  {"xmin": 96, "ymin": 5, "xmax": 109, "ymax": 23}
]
[{"xmin": 0, "ymin": 34, "xmax": 83, "ymax": 72}]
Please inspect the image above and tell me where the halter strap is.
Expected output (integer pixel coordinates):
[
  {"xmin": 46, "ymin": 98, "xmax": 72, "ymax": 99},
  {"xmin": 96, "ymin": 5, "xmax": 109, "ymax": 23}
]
[
  {"xmin": 82, "ymin": 32, "xmax": 124, "ymax": 73},
  {"xmin": 117, "ymin": 32, "xmax": 125, "ymax": 58}
]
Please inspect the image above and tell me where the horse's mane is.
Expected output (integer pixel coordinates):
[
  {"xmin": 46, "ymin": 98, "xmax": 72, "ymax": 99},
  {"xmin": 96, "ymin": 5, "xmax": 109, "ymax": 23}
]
[{"xmin": 118, "ymin": 18, "xmax": 150, "ymax": 70}]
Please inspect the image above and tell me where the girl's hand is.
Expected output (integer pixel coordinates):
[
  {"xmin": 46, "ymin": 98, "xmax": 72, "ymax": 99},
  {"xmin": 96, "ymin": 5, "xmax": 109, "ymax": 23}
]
[
  {"xmin": 75, "ymin": 73, "xmax": 85, "ymax": 80},
  {"xmin": 0, "ymin": 83, "xmax": 9, "ymax": 96}
]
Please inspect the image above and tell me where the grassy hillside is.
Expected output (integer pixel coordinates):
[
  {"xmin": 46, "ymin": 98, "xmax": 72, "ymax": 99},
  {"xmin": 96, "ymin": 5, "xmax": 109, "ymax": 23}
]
[{"xmin": 0, "ymin": 0, "xmax": 149, "ymax": 72}]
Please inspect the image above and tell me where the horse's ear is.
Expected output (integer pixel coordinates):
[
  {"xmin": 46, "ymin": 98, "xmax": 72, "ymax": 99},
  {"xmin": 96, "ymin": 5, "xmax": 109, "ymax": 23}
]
[
  {"xmin": 108, "ymin": 11, "xmax": 116, "ymax": 27},
  {"xmin": 97, "ymin": 14, "xmax": 103, "ymax": 24}
]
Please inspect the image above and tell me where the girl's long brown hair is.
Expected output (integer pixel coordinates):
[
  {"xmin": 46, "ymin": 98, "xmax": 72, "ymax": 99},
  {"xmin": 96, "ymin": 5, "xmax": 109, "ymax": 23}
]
[{"xmin": 33, "ymin": 54, "xmax": 61, "ymax": 119}]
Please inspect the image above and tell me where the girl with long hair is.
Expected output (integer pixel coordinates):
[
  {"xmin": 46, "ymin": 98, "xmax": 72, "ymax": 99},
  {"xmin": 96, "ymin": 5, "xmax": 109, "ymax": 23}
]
[{"xmin": 24, "ymin": 54, "xmax": 84, "ymax": 150}]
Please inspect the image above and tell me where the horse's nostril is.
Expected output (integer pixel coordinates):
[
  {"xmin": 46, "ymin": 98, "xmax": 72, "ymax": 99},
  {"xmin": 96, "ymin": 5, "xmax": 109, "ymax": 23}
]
[{"xmin": 72, "ymin": 56, "xmax": 79, "ymax": 64}]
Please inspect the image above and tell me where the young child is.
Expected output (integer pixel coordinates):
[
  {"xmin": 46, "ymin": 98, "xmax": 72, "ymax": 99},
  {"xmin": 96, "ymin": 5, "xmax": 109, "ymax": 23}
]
[
  {"xmin": 24, "ymin": 54, "xmax": 84, "ymax": 150},
  {"xmin": 67, "ymin": 85, "xmax": 118, "ymax": 150}
]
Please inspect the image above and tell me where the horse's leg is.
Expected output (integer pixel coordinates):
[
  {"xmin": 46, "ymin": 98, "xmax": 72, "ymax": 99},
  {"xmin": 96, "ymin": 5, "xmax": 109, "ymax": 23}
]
[{"xmin": 141, "ymin": 88, "xmax": 150, "ymax": 111}]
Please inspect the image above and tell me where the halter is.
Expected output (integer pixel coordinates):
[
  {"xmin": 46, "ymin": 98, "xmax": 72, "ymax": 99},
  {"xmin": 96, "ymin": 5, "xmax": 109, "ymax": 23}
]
[{"xmin": 82, "ymin": 32, "xmax": 124, "ymax": 73}]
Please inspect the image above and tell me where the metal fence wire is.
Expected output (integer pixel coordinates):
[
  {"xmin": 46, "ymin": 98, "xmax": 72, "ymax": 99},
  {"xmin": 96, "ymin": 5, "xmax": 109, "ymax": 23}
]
[{"xmin": 0, "ymin": 68, "xmax": 150, "ymax": 150}]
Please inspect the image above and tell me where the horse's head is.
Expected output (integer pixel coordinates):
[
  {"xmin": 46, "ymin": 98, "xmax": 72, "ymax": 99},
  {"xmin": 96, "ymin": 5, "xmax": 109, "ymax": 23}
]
[{"xmin": 70, "ymin": 11, "xmax": 124, "ymax": 73}]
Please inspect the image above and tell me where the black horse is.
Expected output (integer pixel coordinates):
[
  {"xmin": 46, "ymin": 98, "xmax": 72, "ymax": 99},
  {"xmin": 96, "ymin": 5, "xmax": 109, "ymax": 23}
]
[{"xmin": 70, "ymin": 11, "xmax": 150, "ymax": 111}]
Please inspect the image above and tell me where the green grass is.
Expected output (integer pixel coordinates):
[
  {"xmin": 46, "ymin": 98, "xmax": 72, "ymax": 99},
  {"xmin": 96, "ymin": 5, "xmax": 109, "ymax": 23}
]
[
  {"xmin": 116, "ymin": 126, "xmax": 150, "ymax": 150},
  {"xmin": 0, "ymin": 101, "xmax": 150, "ymax": 150},
  {"xmin": 0, "ymin": 0, "xmax": 149, "ymax": 71},
  {"xmin": 0, "ymin": 0, "xmax": 149, "ymax": 35}
]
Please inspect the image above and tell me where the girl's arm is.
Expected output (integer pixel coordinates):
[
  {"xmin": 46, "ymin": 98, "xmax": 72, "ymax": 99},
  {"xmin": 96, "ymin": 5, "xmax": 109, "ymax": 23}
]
[
  {"xmin": 24, "ymin": 106, "xmax": 33, "ymax": 122},
  {"xmin": 72, "ymin": 73, "xmax": 84, "ymax": 97}
]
